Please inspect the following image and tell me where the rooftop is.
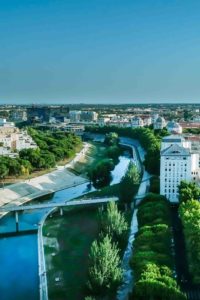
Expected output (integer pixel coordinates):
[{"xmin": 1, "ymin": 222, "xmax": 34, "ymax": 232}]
[
  {"xmin": 162, "ymin": 135, "xmax": 185, "ymax": 143},
  {"xmin": 161, "ymin": 144, "xmax": 190, "ymax": 156}
]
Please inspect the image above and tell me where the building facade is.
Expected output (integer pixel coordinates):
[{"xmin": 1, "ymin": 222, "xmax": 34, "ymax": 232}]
[{"xmin": 160, "ymin": 135, "xmax": 199, "ymax": 203}]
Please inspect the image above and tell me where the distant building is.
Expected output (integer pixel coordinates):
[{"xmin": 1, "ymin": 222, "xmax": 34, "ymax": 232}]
[
  {"xmin": 80, "ymin": 111, "xmax": 98, "ymax": 122},
  {"xmin": 27, "ymin": 105, "xmax": 69, "ymax": 123},
  {"xmin": 98, "ymin": 117, "xmax": 110, "ymax": 127},
  {"xmin": 27, "ymin": 106, "xmax": 51, "ymax": 123},
  {"xmin": 143, "ymin": 117, "xmax": 152, "ymax": 126},
  {"xmin": 10, "ymin": 110, "xmax": 27, "ymax": 122},
  {"xmin": 69, "ymin": 111, "xmax": 81, "ymax": 123},
  {"xmin": 160, "ymin": 135, "xmax": 199, "ymax": 203},
  {"xmin": 131, "ymin": 116, "xmax": 144, "ymax": 128},
  {"xmin": 0, "ymin": 118, "xmax": 15, "ymax": 128},
  {"xmin": 64, "ymin": 124, "xmax": 85, "ymax": 135},
  {"xmin": 166, "ymin": 121, "xmax": 182, "ymax": 134},
  {"xmin": 15, "ymin": 131, "xmax": 37, "ymax": 151},
  {"xmin": 154, "ymin": 116, "xmax": 166, "ymax": 130},
  {"xmin": 0, "ymin": 127, "xmax": 37, "ymax": 155}
]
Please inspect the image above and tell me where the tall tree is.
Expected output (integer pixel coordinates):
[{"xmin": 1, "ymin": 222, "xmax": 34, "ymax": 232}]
[{"xmin": 88, "ymin": 235, "xmax": 122, "ymax": 294}]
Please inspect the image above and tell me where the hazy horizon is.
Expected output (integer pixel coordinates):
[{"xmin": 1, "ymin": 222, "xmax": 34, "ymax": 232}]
[{"xmin": 0, "ymin": 99, "xmax": 200, "ymax": 106}]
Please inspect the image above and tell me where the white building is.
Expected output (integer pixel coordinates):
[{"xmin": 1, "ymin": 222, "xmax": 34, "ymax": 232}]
[
  {"xmin": 69, "ymin": 111, "xmax": 81, "ymax": 123},
  {"xmin": 166, "ymin": 121, "xmax": 182, "ymax": 134},
  {"xmin": 143, "ymin": 117, "xmax": 152, "ymax": 126},
  {"xmin": 15, "ymin": 131, "xmax": 37, "ymax": 151},
  {"xmin": 160, "ymin": 135, "xmax": 199, "ymax": 203},
  {"xmin": 64, "ymin": 124, "xmax": 85, "ymax": 134},
  {"xmin": 80, "ymin": 111, "xmax": 98, "ymax": 122},
  {"xmin": 0, "ymin": 118, "xmax": 15, "ymax": 128},
  {"xmin": 154, "ymin": 116, "xmax": 166, "ymax": 130},
  {"xmin": 131, "ymin": 116, "xmax": 144, "ymax": 128},
  {"xmin": 0, "ymin": 128, "xmax": 37, "ymax": 155}
]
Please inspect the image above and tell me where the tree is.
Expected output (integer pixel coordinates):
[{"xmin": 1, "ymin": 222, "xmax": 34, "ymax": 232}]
[
  {"xmin": 100, "ymin": 201, "xmax": 128, "ymax": 245},
  {"xmin": 0, "ymin": 163, "xmax": 9, "ymax": 187},
  {"xmin": 179, "ymin": 180, "xmax": 200, "ymax": 203},
  {"xmin": 7, "ymin": 158, "xmax": 21, "ymax": 176},
  {"xmin": 86, "ymin": 125, "xmax": 162, "ymax": 175},
  {"xmin": 179, "ymin": 200, "xmax": 200, "ymax": 283},
  {"xmin": 88, "ymin": 235, "xmax": 122, "ymax": 294},
  {"xmin": 119, "ymin": 161, "xmax": 140, "ymax": 204},
  {"xmin": 132, "ymin": 263, "xmax": 186, "ymax": 300},
  {"xmin": 88, "ymin": 159, "xmax": 114, "ymax": 188},
  {"xmin": 104, "ymin": 132, "xmax": 119, "ymax": 146}
]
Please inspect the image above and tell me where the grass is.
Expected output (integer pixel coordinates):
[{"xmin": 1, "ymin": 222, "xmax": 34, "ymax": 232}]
[
  {"xmin": 69, "ymin": 142, "xmax": 107, "ymax": 177},
  {"xmin": 76, "ymin": 183, "xmax": 121, "ymax": 200},
  {"xmin": 43, "ymin": 206, "xmax": 100, "ymax": 300}
]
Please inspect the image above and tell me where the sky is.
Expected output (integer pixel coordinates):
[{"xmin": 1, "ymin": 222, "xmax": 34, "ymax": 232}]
[{"xmin": 0, "ymin": 0, "xmax": 200, "ymax": 104}]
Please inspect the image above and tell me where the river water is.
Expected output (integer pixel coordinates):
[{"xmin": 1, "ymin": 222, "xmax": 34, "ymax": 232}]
[{"xmin": 0, "ymin": 154, "xmax": 131, "ymax": 300}]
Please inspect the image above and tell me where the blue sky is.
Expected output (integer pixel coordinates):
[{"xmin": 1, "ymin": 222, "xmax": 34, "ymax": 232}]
[{"xmin": 0, "ymin": 0, "xmax": 200, "ymax": 104}]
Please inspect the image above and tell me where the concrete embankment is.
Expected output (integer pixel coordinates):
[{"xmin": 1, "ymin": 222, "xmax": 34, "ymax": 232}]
[{"xmin": 0, "ymin": 143, "xmax": 90, "ymax": 219}]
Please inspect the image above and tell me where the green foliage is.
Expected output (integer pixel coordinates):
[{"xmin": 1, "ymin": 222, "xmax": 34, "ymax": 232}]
[
  {"xmin": 137, "ymin": 193, "xmax": 171, "ymax": 227},
  {"xmin": 0, "ymin": 128, "xmax": 82, "ymax": 178},
  {"xmin": 178, "ymin": 180, "xmax": 200, "ymax": 203},
  {"xmin": 87, "ymin": 133, "xmax": 122, "ymax": 188},
  {"xmin": 183, "ymin": 128, "xmax": 200, "ymax": 134},
  {"xmin": 119, "ymin": 161, "xmax": 140, "ymax": 204},
  {"xmin": 87, "ymin": 235, "xmax": 122, "ymax": 295},
  {"xmin": 132, "ymin": 264, "xmax": 186, "ymax": 300},
  {"xmin": 106, "ymin": 145, "xmax": 121, "ymax": 162},
  {"xmin": 0, "ymin": 162, "xmax": 9, "ymax": 179},
  {"xmin": 179, "ymin": 200, "xmax": 200, "ymax": 283},
  {"xmin": 129, "ymin": 195, "xmax": 185, "ymax": 299},
  {"xmin": 86, "ymin": 126, "xmax": 162, "ymax": 175},
  {"xmin": 149, "ymin": 176, "xmax": 160, "ymax": 194},
  {"xmin": 88, "ymin": 159, "xmax": 114, "ymax": 188},
  {"xmin": 104, "ymin": 132, "xmax": 119, "ymax": 146},
  {"xmin": 99, "ymin": 201, "xmax": 128, "ymax": 247}
]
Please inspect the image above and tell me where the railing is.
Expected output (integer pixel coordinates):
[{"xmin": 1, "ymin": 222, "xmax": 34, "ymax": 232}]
[{"xmin": 0, "ymin": 197, "xmax": 119, "ymax": 212}]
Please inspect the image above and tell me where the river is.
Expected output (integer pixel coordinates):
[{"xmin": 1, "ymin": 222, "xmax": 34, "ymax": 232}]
[{"xmin": 0, "ymin": 153, "xmax": 132, "ymax": 300}]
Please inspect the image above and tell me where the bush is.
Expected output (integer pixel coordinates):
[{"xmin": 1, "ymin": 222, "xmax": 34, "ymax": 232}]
[
  {"xmin": 119, "ymin": 161, "xmax": 140, "ymax": 204},
  {"xmin": 88, "ymin": 159, "xmax": 115, "ymax": 188},
  {"xmin": 179, "ymin": 200, "xmax": 200, "ymax": 283},
  {"xmin": 129, "ymin": 195, "xmax": 185, "ymax": 299}
]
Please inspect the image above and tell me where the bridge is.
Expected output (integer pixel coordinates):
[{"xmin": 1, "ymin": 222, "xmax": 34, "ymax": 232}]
[
  {"xmin": 0, "ymin": 197, "xmax": 118, "ymax": 212},
  {"xmin": 0, "ymin": 197, "xmax": 118, "ymax": 232}
]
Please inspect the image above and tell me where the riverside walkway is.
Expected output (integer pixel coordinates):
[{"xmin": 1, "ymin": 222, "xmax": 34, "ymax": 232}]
[{"xmin": 0, "ymin": 143, "xmax": 90, "ymax": 219}]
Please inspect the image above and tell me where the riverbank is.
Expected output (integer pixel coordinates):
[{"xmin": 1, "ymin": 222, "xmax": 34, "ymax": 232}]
[
  {"xmin": 42, "ymin": 136, "xmax": 146, "ymax": 300},
  {"xmin": 116, "ymin": 139, "xmax": 150, "ymax": 300},
  {"xmin": 0, "ymin": 143, "xmax": 90, "ymax": 219},
  {"xmin": 43, "ymin": 206, "xmax": 100, "ymax": 300},
  {"xmin": 0, "ymin": 136, "xmax": 144, "ymax": 300}
]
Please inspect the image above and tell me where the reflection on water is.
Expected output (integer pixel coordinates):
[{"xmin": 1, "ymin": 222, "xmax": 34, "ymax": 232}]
[{"xmin": 0, "ymin": 234, "xmax": 39, "ymax": 300}]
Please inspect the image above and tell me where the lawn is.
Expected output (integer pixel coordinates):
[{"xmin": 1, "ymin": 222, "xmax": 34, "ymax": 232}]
[
  {"xmin": 43, "ymin": 206, "xmax": 100, "ymax": 300},
  {"xmin": 68, "ymin": 141, "xmax": 107, "ymax": 177}
]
